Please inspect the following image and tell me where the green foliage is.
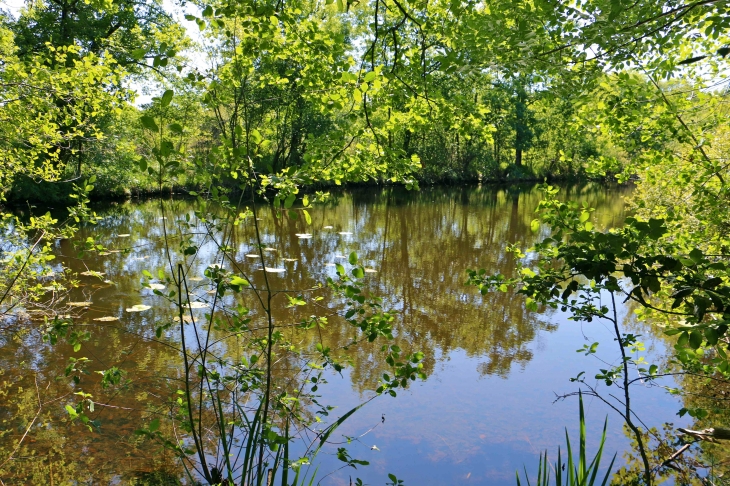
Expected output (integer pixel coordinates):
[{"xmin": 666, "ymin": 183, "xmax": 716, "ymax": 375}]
[{"xmin": 517, "ymin": 393, "xmax": 616, "ymax": 486}]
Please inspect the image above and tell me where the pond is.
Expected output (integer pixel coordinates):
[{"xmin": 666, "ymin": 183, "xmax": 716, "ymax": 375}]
[{"xmin": 0, "ymin": 183, "xmax": 690, "ymax": 485}]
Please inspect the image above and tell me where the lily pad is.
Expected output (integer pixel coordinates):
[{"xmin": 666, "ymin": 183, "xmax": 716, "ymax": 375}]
[
  {"xmin": 325, "ymin": 263, "xmax": 336, "ymax": 267},
  {"xmin": 148, "ymin": 283, "xmax": 165, "ymax": 290},
  {"xmin": 263, "ymin": 247, "xmax": 277, "ymax": 252},
  {"xmin": 245, "ymin": 254, "xmax": 262, "ymax": 258},
  {"xmin": 80, "ymin": 270, "xmax": 105, "ymax": 277},
  {"xmin": 93, "ymin": 316, "xmax": 118, "ymax": 322},
  {"xmin": 364, "ymin": 268, "xmax": 377, "ymax": 273},
  {"xmin": 117, "ymin": 234, "xmax": 131, "ymax": 238},
  {"xmin": 283, "ymin": 258, "xmax": 298, "ymax": 262},
  {"xmin": 324, "ymin": 226, "xmax": 333, "ymax": 229},
  {"xmin": 68, "ymin": 301, "xmax": 92, "ymax": 307},
  {"xmin": 264, "ymin": 267, "xmax": 285, "ymax": 273},
  {"xmin": 126, "ymin": 304, "xmax": 151, "ymax": 312},
  {"xmin": 187, "ymin": 302, "xmax": 209, "ymax": 309},
  {"xmin": 338, "ymin": 232, "xmax": 353, "ymax": 236},
  {"xmin": 296, "ymin": 233, "xmax": 312, "ymax": 239}
]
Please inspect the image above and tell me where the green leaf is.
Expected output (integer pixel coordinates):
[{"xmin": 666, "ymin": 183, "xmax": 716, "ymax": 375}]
[
  {"xmin": 364, "ymin": 71, "xmax": 377, "ymax": 82},
  {"xmin": 349, "ymin": 252, "xmax": 358, "ymax": 265},
  {"xmin": 303, "ymin": 209, "xmax": 312, "ymax": 225},
  {"xmin": 678, "ymin": 55, "xmax": 707, "ymax": 65},
  {"xmin": 284, "ymin": 194, "xmax": 296, "ymax": 209},
  {"xmin": 160, "ymin": 89, "xmax": 173, "ymax": 107},
  {"xmin": 689, "ymin": 248, "xmax": 704, "ymax": 263},
  {"xmin": 149, "ymin": 418, "xmax": 160, "ymax": 432},
  {"xmin": 352, "ymin": 267, "xmax": 364, "ymax": 278},
  {"xmin": 230, "ymin": 276, "xmax": 250, "ymax": 287},
  {"xmin": 689, "ymin": 330, "xmax": 703, "ymax": 349},
  {"xmin": 131, "ymin": 48, "xmax": 147, "ymax": 60},
  {"xmin": 168, "ymin": 123, "xmax": 183, "ymax": 134},
  {"xmin": 140, "ymin": 115, "xmax": 159, "ymax": 132}
]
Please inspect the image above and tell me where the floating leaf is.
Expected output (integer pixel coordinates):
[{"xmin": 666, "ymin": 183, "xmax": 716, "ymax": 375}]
[
  {"xmin": 173, "ymin": 315, "xmax": 194, "ymax": 323},
  {"xmin": 188, "ymin": 277, "xmax": 204, "ymax": 282},
  {"xmin": 338, "ymin": 232, "xmax": 353, "ymax": 236},
  {"xmin": 364, "ymin": 268, "xmax": 377, "ymax": 273},
  {"xmin": 93, "ymin": 316, "xmax": 118, "ymax": 322},
  {"xmin": 334, "ymin": 254, "xmax": 347, "ymax": 259},
  {"xmin": 326, "ymin": 263, "xmax": 336, "ymax": 267},
  {"xmin": 324, "ymin": 226, "xmax": 333, "ymax": 229},
  {"xmin": 284, "ymin": 258, "xmax": 298, "ymax": 262},
  {"xmin": 264, "ymin": 267, "xmax": 285, "ymax": 273},
  {"xmin": 126, "ymin": 304, "xmax": 151, "ymax": 312},
  {"xmin": 187, "ymin": 302, "xmax": 209, "ymax": 309},
  {"xmin": 147, "ymin": 283, "xmax": 165, "ymax": 290},
  {"xmin": 296, "ymin": 233, "xmax": 312, "ymax": 239},
  {"xmin": 263, "ymin": 247, "xmax": 277, "ymax": 252},
  {"xmin": 80, "ymin": 270, "xmax": 104, "ymax": 277},
  {"xmin": 117, "ymin": 234, "xmax": 131, "ymax": 238},
  {"xmin": 68, "ymin": 301, "xmax": 93, "ymax": 307},
  {"xmin": 245, "ymin": 254, "xmax": 262, "ymax": 258}
]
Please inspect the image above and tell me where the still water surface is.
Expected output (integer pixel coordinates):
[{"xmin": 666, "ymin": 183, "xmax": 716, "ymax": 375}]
[{"xmin": 0, "ymin": 183, "xmax": 689, "ymax": 484}]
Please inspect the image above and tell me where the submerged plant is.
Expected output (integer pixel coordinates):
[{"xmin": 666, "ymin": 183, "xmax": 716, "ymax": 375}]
[{"xmin": 516, "ymin": 392, "xmax": 616, "ymax": 486}]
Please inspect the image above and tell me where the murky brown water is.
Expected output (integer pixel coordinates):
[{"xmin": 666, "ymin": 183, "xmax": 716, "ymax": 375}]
[{"xmin": 0, "ymin": 183, "xmax": 688, "ymax": 485}]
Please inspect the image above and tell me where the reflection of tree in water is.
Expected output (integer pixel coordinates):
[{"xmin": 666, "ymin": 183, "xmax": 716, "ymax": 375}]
[{"xmin": 0, "ymin": 184, "xmax": 630, "ymax": 482}]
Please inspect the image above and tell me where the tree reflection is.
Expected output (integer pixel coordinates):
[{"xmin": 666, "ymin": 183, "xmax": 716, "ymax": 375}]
[{"xmin": 0, "ymin": 183, "xmax": 630, "ymax": 482}]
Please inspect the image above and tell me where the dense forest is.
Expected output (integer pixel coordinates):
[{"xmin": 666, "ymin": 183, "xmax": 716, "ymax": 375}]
[{"xmin": 2, "ymin": 0, "xmax": 730, "ymax": 484}]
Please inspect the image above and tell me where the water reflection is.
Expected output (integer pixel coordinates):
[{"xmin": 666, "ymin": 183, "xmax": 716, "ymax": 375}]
[{"xmin": 0, "ymin": 183, "xmax": 654, "ymax": 485}]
